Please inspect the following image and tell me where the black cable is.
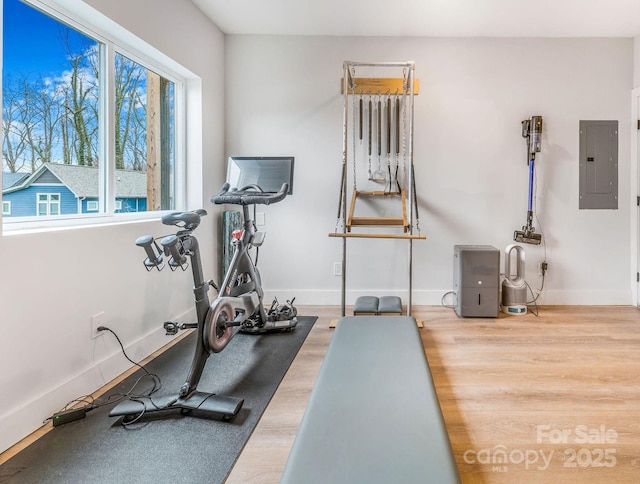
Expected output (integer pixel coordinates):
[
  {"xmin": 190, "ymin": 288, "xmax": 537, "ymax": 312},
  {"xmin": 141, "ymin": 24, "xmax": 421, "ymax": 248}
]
[
  {"xmin": 61, "ymin": 395, "xmax": 95, "ymax": 410},
  {"xmin": 525, "ymin": 281, "xmax": 540, "ymax": 317},
  {"xmin": 45, "ymin": 327, "xmax": 164, "ymax": 425},
  {"xmin": 411, "ymin": 167, "xmax": 420, "ymax": 222},
  {"xmin": 98, "ymin": 326, "xmax": 150, "ymax": 375},
  {"xmin": 97, "ymin": 326, "xmax": 173, "ymax": 425},
  {"xmin": 88, "ymin": 372, "xmax": 162, "ymax": 411}
]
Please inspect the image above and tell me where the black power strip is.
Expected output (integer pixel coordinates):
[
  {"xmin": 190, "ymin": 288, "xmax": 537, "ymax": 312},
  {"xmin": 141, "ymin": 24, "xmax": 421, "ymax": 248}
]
[{"xmin": 52, "ymin": 407, "xmax": 87, "ymax": 427}]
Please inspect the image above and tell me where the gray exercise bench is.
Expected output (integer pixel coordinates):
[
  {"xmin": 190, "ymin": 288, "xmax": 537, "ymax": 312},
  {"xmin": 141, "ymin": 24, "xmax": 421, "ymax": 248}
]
[{"xmin": 281, "ymin": 316, "xmax": 460, "ymax": 483}]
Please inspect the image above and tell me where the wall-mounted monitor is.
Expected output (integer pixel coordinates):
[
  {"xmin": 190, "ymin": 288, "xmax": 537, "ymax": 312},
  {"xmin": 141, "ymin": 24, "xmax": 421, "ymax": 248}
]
[{"xmin": 225, "ymin": 156, "xmax": 294, "ymax": 195}]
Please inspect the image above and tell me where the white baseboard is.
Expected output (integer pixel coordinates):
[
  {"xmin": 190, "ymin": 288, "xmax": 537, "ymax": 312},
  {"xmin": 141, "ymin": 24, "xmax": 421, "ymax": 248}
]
[
  {"xmin": 0, "ymin": 308, "xmax": 194, "ymax": 455},
  {"xmin": 533, "ymin": 289, "xmax": 632, "ymax": 305},
  {"xmin": 263, "ymin": 289, "xmax": 468, "ymax": 306},
  {"xmin": 263, "ymin": 289, "xmax": 634, "ymax": 307}
]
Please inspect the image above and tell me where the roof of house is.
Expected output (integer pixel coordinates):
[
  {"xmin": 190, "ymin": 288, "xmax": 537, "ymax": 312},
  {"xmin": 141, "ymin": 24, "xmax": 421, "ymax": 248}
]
[
  {"xmin": 2, "ymin": 163, "xmax": 148, "ymax": 198},
  {"xmin": 2, "ymin": 172, "xmax": 29, "ymax": 190}
]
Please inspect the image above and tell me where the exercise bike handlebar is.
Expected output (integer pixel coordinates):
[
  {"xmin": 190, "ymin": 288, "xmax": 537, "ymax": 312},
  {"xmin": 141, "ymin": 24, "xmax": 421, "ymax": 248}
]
[{"xmin": 210, "ymin": 182, "xmax": 289, "ymax": 206}]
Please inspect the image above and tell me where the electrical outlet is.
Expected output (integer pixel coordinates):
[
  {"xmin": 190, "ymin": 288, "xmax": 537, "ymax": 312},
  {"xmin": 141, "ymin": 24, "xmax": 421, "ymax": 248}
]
[
  {"xmin": 538, "ymin": 261, "xmax": 549, "ymax": 276},
  {"xmin": 333, "ymin": 262, "xmax": 342, "ymax": 277},
  {"xmin": 91, "ymin": 312, "xmax": 105, "ymax": 339}
]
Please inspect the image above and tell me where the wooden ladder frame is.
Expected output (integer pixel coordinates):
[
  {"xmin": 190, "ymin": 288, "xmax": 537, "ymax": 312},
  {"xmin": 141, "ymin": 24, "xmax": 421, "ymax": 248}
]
[
  {"xmin": 347, "ymin": 190, "xmax": 408, "ymax": 232},
  {"xmin": 330, "ymin": 61, "xmax": 426, "ymax": 316}
]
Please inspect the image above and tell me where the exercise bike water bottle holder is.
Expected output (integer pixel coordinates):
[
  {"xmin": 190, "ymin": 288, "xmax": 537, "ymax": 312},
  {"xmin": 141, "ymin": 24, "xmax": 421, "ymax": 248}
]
[
  {"xmin": 135, "ymin": 235, "xmax": 164, "ymax": 271},
  {"xmin": 161, "ymin": 234, "xmax": 189, "ymax": 271}
]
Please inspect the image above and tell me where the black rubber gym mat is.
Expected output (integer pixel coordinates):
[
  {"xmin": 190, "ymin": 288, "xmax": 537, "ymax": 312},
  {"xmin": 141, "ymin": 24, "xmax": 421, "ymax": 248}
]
[{"xmin": 0, "ymin": 316, "xmax": 316, "ymax": 484}]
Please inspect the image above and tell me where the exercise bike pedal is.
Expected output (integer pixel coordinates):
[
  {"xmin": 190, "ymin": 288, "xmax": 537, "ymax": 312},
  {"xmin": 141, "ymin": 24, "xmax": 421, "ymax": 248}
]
[
  {"xmin": 164, "ymin": 321, "xmax": 197, "ymax": 335},
  {"xmin": 163, "ymin": 321, "xmax": 179, "ymax": 335}
]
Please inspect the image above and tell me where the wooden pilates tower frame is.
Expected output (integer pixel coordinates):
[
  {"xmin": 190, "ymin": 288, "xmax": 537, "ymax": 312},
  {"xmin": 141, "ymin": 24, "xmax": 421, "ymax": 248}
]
[{"xmin": 329, "ymin": 61, "xmax": 426, "ymax": 317}]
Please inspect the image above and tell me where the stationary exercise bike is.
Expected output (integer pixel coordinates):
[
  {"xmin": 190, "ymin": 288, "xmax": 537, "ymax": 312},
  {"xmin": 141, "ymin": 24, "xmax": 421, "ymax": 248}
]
[
  {"xmin": 109, "ymin": 182, "xmax": 296, "ymax": 423},
  {"xmin": 209, "ymin": 182, "xmax": 298, "ymax": 336}
]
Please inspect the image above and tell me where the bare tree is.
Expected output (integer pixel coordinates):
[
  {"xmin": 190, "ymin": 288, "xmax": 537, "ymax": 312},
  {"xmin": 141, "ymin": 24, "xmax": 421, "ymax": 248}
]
[
  {"xmin": 26, "ymin": 76, "xmax": 65, "ymax": 168},
  {"xmin": 3, "ymin": 23, "xmax": 152, "ymax": 176},
  {"xmin": 2, "ymin": 32, "xmax": 100, "ymax": 172},
  {"xmin": 2, "ymin": 76, "xmax": 29, "ymax": 173},
  {"xmin": 64, "ymin": 50, "xmax": 99, "ymax": 166},
  {"xmin": 115, "ymin": 54, "xmax": 146, "ymax": 170}
]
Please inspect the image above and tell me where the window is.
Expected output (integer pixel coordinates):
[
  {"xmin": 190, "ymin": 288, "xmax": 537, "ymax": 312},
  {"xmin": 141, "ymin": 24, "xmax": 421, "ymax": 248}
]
[
  {"xmin": 2, "ymin": 201, "xmax": 10, "ymax": 215},
  {"xmin": 114, "ymin": 53, "xmax": 175, "ymax": 211},
  {"xmin": 37, "ymin": 193, "xmax": 60, "ymax": 216},
  {"xmin": 86, "ymin": 200, "xmax": 98, "ymax": 212},
  {"xmin": 2, "ymin": 0, "xmax": 182, "ymax": 227}
]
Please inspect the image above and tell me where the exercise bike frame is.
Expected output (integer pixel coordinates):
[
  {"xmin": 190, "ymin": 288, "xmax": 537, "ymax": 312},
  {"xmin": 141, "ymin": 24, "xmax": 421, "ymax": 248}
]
[
  {"xmin": 109, "ymin": 209, "xmax": 245, "ymax": 421},
  {"xmin": 209, "ymin": 182, "xmax": 298, "ymax": 336},
  {"xmin": 204, "ymin": 203, "xmax": 267, "ymax": 350},
  {"xmin": 109, "ymin": 182, "xmax": 294, "ymax": 423}
]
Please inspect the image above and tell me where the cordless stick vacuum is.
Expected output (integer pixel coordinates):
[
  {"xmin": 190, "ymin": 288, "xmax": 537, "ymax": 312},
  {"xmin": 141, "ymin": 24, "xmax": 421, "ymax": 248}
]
[{"xmin": 514, "ymin": 115, "xmax": 543, "ymax": 245}]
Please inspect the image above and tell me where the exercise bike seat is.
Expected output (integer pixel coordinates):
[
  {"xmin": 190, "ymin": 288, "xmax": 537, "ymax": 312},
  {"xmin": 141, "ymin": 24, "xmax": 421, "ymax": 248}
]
[{"xmin": 161, "ymin": 210, "xmax": 206, "ymax": 231}]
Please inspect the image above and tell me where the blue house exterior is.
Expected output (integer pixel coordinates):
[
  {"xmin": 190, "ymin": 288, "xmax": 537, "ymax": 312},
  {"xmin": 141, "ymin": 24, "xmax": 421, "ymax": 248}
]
[{"xmin": 2, "ymin": 163, "xmax": 147, "ymax": 217}]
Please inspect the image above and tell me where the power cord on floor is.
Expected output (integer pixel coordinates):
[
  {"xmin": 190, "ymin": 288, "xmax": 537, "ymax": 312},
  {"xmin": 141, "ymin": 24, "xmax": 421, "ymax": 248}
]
[
  {"xmin": 441, "ymin": 290, "xmax": 457, "ymax": 309},
  {"xmin": 524, "ymin": 267, "xmax": 546, "ymax": 317},
  {"xmin": 525, "ymin": 281, "xmax": 540, "ymax": 317},
  {"xmin": 45, "ymin": 326, "xmax": 163, "ymax": 427}
]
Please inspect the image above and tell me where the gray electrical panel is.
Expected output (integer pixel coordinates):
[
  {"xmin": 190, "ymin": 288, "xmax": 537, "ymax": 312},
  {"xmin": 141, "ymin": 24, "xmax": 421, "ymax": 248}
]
[
  {"xmin": 579, "ymin": 120, "xmax": 618, "ymax": 210},
  {"xmin": 453, "ymin": 245, "xmax": 500, "ymax": 318}
]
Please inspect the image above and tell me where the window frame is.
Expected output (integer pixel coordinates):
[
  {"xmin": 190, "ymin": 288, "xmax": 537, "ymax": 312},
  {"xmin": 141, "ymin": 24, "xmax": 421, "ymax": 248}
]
[
  {"xmin": 86, "ymin": 200, "xmax": 99, "ymax": 212},
  {"xmin": 1, "ymin": 0, "xmax": 188, "ymax": 233},
  {"xmin": 36, "ymin": 193, "xmax": 61, "ymax": 216},
  {"xmin": 2, "ymin": 200, "xmax": 10, "ymax": 215}
]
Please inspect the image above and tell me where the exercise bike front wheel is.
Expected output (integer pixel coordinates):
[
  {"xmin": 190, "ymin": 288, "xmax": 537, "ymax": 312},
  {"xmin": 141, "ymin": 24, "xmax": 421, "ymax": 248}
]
[{"xmin": 204, "ymin": 299, "xmax": 234, "ymax": 353}]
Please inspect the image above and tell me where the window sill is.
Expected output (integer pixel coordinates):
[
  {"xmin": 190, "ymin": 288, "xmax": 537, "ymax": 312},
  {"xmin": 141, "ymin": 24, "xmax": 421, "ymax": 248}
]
[{"xmin": 1, "ymin": 211, "xmax": 171, "ymax": 236}]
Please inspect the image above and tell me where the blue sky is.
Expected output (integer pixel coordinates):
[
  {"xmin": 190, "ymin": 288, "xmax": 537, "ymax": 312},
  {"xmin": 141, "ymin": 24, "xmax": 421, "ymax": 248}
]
[{"xmin": 3, "ymin": 0, "xmax": 91, "ymax": 78}]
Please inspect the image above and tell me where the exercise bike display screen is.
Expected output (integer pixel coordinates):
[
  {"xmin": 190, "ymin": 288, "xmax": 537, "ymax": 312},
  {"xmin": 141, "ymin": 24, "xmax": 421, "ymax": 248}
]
[{"xmin": 226, "ymin": 156, "xmax": 294, "ymax": 195}]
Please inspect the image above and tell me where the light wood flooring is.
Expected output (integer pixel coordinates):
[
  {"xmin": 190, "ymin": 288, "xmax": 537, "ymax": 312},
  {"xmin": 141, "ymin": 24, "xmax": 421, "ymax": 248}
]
[
  {"xmin": 227, "ymin": 305, "xmax": 640, "ymax": 483},
  {"xmin": 3, "ymin": 305, "xmax": 639, "ymax": 482}
]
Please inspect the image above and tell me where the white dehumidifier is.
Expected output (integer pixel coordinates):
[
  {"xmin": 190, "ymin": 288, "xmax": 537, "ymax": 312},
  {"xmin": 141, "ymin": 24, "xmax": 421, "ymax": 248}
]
[{"xmin": 502, "ymin": 244, "xmax": 527, "ymax": 315}]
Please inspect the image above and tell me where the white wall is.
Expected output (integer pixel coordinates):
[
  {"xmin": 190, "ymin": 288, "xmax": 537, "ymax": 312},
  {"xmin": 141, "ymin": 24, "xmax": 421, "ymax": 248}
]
[
  {"xmin": 0, "ymin": 0, "xmax": 225, "ymax": 453},
  {"xmin": 225, "ymin": 36, "xmax": 633, "ymax": 306},
  {"xmin": 1, "ymin": 8, "xmax": 635, "ymax": 454},
  {"xmin": 635, "ymin": 36, "xmax": 640, "ymax": 87}
]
